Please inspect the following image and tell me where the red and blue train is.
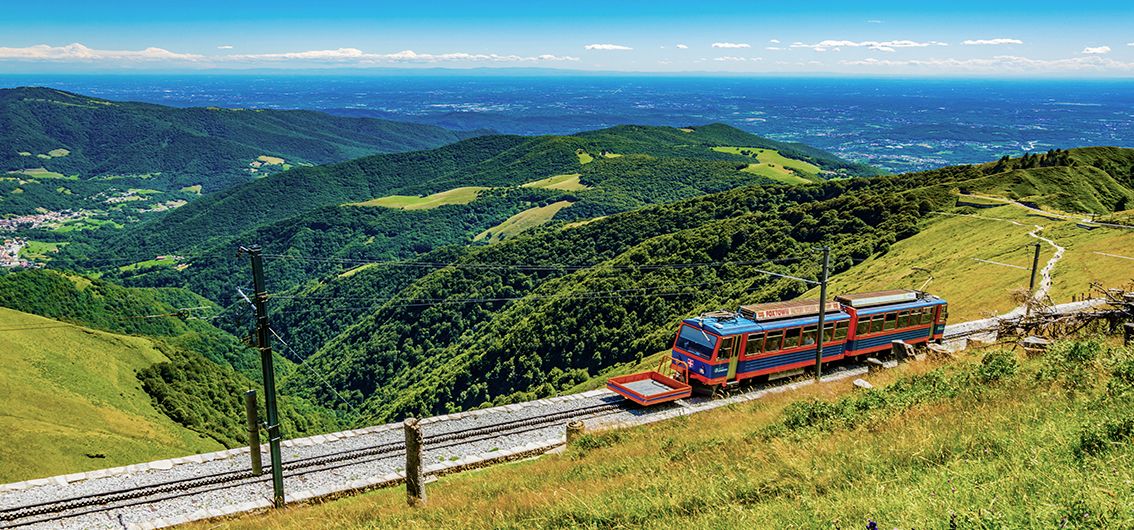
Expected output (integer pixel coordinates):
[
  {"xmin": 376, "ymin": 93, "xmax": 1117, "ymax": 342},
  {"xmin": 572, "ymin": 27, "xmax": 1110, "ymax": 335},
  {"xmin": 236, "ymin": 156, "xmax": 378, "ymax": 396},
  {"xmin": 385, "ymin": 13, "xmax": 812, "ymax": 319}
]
[{"xmin": 609, "ymin": 290, "xmax": 947, "ymax": 404}]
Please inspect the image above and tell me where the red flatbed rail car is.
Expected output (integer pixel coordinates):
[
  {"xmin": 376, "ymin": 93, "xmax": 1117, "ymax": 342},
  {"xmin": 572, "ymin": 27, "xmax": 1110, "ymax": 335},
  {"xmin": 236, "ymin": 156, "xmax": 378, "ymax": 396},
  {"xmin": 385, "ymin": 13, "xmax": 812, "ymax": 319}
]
[{"xmin": 607, "ymin": 371, "xmax": 692, "ymax": 406}]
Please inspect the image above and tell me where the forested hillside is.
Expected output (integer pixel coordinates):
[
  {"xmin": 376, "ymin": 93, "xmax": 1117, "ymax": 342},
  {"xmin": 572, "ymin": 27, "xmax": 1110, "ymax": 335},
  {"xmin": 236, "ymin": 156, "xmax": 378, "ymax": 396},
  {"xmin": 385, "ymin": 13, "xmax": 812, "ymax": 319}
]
[
  {"xmin": 267, "ymin": 147, "xmax": 1134, "ymax": 422},
  {"xmin": 0, "ymin": 87, "xmax": 466, "ymax": 192},
  {"xmin": 94, "ymin": 123, "xmax": 873, "ymax": 263}
]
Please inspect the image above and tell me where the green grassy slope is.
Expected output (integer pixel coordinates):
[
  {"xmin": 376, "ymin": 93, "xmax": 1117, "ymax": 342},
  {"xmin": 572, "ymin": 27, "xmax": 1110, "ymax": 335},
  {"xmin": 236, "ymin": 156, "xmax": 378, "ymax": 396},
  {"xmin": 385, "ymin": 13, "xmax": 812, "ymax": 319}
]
[
  {"xmin": 0, "ymin": 307, "xmax": 222, "ymax": 482},
  {"xmin": 0, "ymin": 87, "xmax": 464, "ymax": 192},
  {"xmin": 814, "ymin": 202, "xmax": 1134, "ymax": 322},
  {"xmin": 0, "ymin": 269, "xmax": 341, "ymax": 450},
  {"xmin": 197, "ymin": 338, "xmax": 1134, "ymax": 530}
]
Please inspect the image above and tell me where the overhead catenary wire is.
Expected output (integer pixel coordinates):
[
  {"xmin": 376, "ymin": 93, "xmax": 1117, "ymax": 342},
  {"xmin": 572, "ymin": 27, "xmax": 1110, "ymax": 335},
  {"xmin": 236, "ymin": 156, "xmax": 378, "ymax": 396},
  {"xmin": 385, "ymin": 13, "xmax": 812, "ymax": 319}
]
[
  {"xmin": 271, "ymin": 275, "xmax": 817, "ymax": 316},
  {"xmin": 259, "ymin": 253, "xmax": 807, "ymax": 272},
  {"xmin": 266, "ymin": 326, "xmax": 360, "ymax": 418}
]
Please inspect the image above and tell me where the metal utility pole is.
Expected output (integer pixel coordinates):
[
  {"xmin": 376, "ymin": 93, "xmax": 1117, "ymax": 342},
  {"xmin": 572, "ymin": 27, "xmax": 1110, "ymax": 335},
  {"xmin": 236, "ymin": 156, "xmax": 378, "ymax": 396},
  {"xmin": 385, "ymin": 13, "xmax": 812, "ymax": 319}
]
[
  {"xmin": 814, "ymin": 246, "xmax": 831, "ymax": 380},
  {"xmin": 1028, "ymin": 242, "xmax": 1042, "ymax": 293},
  {"xmin": 241, "ymin": 245, "xmax": 285, "ymax": 508}
]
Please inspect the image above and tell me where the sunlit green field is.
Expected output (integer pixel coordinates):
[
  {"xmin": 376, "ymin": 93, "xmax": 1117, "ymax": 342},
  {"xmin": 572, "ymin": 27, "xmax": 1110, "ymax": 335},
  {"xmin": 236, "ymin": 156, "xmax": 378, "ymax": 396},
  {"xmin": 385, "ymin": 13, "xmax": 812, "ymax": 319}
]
[
  {"xmin": 0, "ymin": 308, "xmax": 221, "ymax": 482},
  {"xmin": 712, "ymin": 146, "xmax": 821, "ymax": 185},
  {"xmin": 810, "ymin": 202, "xmax": 1134, "ymax": 322},
  {"xmin": 17, "ymin": 240, "xmax": 66, "ymax": 261},
  {"xmin": 475, "ymin": 200, "xmax": 573, "ymax": 243},
  {"xmin": 347, "ymin": 186, "xmax": 489, "ymax": 210},
  {"xmin": 521, "ymin": 173, "xmax": 587, "ymax": 191}
]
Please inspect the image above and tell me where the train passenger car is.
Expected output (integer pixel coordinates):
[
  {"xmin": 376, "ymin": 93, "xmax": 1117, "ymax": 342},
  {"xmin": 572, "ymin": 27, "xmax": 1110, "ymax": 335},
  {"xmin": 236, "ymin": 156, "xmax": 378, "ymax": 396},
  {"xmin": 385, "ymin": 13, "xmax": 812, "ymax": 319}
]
[
  {"xmin": 837, "ymin": 289, "xmax": 948, "ymax": 357},
  {"xmin": 669, "ymin": 299, "xmax": 852, "ymax": 388}
]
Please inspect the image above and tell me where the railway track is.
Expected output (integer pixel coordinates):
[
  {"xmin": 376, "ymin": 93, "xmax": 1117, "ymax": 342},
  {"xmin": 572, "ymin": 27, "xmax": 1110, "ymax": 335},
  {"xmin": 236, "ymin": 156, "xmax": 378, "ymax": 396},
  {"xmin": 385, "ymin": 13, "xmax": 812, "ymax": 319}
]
[{"xmin": 0, "ymin": 401, "xmax": 622, "ymax": 528}]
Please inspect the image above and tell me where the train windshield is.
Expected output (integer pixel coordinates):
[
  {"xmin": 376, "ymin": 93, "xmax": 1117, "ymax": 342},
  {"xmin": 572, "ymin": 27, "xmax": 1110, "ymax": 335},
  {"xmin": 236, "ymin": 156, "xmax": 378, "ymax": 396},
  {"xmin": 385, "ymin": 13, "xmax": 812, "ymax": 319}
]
[{"xmin": 676, "ymin": 324, "xmax": 718, "ymax": 359}]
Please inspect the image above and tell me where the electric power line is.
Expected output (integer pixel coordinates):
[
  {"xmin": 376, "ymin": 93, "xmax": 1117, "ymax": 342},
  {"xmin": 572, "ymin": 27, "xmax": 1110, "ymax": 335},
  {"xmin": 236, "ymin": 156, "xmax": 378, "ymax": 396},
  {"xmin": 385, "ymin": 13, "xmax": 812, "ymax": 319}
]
[
  {"xmin": 267, "ymin": 325, "xmax": 360, "ymax": 418},
  {"xmin": 259, "ymin": 253, "xmax": 807, "ymax": 273}
]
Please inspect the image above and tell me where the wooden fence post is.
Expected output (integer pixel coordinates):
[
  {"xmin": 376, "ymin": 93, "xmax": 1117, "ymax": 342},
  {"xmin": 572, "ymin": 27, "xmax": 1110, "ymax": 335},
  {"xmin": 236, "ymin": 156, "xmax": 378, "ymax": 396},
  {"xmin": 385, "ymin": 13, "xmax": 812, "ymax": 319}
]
[
  {"xmin": 404, "ymin": 417, "xmax": 426, "ymax": 506},
  {"xmin": 566, "ymin": 421, "xmax": 585, "ymax": 444},
  {"xmin": 244, "ymin": 390, "xmax": 262, "ymax": 476}
]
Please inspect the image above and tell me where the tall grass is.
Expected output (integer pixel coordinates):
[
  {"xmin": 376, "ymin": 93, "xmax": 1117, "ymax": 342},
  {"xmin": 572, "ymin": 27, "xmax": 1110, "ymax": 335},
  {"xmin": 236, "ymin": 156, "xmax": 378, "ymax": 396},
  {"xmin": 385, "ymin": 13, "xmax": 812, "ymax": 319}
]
[{"xmin": 198, "ymin": 339, "xmax": 1134, "ymax": 530}]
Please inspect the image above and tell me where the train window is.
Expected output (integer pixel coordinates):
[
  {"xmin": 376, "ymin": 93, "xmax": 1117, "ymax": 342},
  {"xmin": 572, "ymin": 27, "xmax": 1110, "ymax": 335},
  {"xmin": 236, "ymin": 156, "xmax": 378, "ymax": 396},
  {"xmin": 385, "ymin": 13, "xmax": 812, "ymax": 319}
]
[
  {"xmin": 763, "ymin": 330, "xmax": 783, "ymax": 353},
  {"xmin": 801, "ymin": 325, "xmax": 818, "ymax": 346},
  {"xmin": 883, "ymin": 313, "xmax": 897, "ymax": 331},
  {"xmin": 676, "ymin": 324, "xmax": 718, "ymax": 359},
  {"xmin": 856, "ymin": 317, "xmax": 870, "ymax": 335},
  {"xmin": 835, "ymin": 321, "xmax": 849, "ymax": 340},
  {"xmin": 746, "ymin": 333, "xmax": 765, "ymax": 356},
  {"xmin": 941, "ymin": 305, "xmax": 949, "ymax": 323},
  {"xmin": 920, "ymin": 309, "xmax": 935, "ymax": 325},
  {"xmin": 783, "ymin": 327, "xmax": 801, "ymax": 349},
  {"xmin": 869, "ymin": 315, "xmax": 885, "ymax": 334},
  {"xmin": 896, "ymin": 311, "xmax": 910, "ymax": 328},
  {"xmin": 822, "ymin": 323, "xmax": 835, "ymax": 342},
  {"xmin": 718, "ymin": 337, "xmax": 735, "ymax": 361}
]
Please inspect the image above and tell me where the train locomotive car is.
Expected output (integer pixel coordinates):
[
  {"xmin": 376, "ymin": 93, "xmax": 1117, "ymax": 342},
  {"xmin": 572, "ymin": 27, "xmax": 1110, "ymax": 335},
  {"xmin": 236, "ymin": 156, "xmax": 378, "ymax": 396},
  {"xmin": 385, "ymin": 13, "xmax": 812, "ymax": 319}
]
[
  {"xmin": 669, "ymin": 298, "xmax": 851, "ymax": 389},
  {"xmin": 837, "ymin": 289, "xmax": 948, "ymax": 357},
  {"xmin": 608, "ymin": 289, "xmax": 947, "ymax": 404}
]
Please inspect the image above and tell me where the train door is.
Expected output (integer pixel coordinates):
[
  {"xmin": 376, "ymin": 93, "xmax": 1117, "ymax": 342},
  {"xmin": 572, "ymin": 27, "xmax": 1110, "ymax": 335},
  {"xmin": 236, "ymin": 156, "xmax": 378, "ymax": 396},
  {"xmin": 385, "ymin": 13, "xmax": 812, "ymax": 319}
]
[{"xmin": 718, "ymin": 336, "xmax": 741, "ymax": 381}]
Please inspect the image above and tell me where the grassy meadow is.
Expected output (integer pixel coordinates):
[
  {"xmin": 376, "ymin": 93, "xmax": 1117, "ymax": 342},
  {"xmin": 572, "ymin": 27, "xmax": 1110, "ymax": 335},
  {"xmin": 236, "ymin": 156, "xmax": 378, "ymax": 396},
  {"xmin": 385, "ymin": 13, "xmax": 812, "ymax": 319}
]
[
  {"xmin": 475, "ymin": 201, "xmax": 574, "ymax": 243},
  {"xmin": 193, "ymin": 337, "xmax": 1134, "ymax": 529},
  {"xmin": 712, "ymin": 146, "xmax": 822, "ymax": 185},
  {"xmin": 521, "ymin": 173, "xmax": 587, "ymax": 192},
  {"xmin": 0, "ymin": 308, "xmax": 222, "ymax": 482},
  {"xmin": 348, "ymin": 187, "xmax": 489, "ymax": 210},
  {"xmin": 813, "ymin": 201, "xmax": 1134, "ymax": 322}
]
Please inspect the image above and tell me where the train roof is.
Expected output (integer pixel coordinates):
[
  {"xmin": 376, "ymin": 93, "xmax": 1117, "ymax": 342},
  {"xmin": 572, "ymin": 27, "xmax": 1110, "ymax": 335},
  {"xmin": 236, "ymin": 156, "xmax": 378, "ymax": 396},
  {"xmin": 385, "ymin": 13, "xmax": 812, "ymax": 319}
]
[
  {"xmin": 685, "ymin": 307, "xmax": 850, "ymax": 336},
  {"xmin": 682, "ymin": 291, "xmax": 946, "ymax": 336},
  {"xmin": 835, "ymin": 289, "xmax": 919, "ymax": 308},
  {"xmin": 851, "ymin": 293, "xmax": 946, "ymax": 316}
]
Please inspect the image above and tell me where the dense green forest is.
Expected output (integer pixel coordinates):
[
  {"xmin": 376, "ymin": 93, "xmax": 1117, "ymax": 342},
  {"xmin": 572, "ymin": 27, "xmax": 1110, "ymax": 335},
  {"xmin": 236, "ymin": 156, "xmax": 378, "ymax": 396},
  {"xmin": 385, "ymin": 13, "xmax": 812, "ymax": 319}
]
[{"xmin": 0, "ymin": 87, "xmax": 467, "ymax": 192}]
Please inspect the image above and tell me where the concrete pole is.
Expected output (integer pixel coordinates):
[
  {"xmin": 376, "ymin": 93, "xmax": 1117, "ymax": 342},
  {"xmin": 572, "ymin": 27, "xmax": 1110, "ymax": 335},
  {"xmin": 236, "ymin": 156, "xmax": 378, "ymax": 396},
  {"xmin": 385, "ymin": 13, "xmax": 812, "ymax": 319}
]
[
  {"xmin": 244, "ymin": 390, "xmax": 263, "ymax": 476},
  {"xmin": 404, "ymin": 417, "xmax": 426, "ymax": 506},
  {"xmin": 814, "ymin": 246, "xmax": 831, "ymax": 380}
]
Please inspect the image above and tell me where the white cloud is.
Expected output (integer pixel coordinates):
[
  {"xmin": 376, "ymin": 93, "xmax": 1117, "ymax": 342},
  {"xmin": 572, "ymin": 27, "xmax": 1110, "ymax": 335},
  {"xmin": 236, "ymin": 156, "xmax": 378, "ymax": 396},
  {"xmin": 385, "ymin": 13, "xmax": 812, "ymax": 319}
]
[
  {"xmin": 230, "ymin": 48, "xmax": 579, "ymax": 63},
  {"xmin": 1129, "ymin": 42, "xmax": 1134, "ymax": 46},
  {"xmin": 713, "ymin": 56, "xmax": 748, "ymax": 61},
  {"xmin": 1082, "ymin": 46, "xmax": 1111, "ymax": 55},
  {"xmin": 712, "ymin": 42, "xmax": 751, "ymax": 49},
  {"xmin": 675, "ymin": 44, "xmax": 688, "ymax": 49},
  {"xmin": 217, "ymin": 45, "xmax": 234, "ymax": 50},
  {"xmin": 584, "ymin": 43, "xmax": 632, "ymax": 51},
  {"xmin": 0, "ymin": 42, "xmax": 202, "ymax": 61},
  {"xmin": 841, "ymin": 54, "xmax": 1134, "ymax": 72},
  {"xmin": 769, "ymin": 39, "xmax": 781, "ymax": 44},
  {"xmin": 866, "ymin": 19, "xmax": 884, "ymax": 24},
  {"xmin": 766, "ymin": 46, "xmax": 783, "ymax": 51},
  {"xmin": 962, "ymin": 38, "xmax": 1023, "ymax": 45},
  {"xmin": 791, "ymin": 39, "xmax": 947, "ymax": 52}
]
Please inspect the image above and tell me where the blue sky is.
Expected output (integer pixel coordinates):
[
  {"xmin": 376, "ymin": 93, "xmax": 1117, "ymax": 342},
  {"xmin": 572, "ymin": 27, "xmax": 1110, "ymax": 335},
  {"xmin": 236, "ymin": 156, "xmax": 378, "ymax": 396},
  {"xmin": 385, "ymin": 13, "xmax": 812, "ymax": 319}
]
[{"xmin": 1, "ymin": 1, "xmax": 1132, "ymax": 76}]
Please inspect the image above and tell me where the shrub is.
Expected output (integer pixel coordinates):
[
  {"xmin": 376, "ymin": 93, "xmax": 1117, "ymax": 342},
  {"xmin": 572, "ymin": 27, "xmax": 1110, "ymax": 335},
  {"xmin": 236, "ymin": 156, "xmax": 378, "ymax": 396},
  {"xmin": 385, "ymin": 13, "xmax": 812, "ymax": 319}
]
[
  {"xmin": 1075, "ymin": 417, "xmax": 1134, "ymax": 459},
  {"xmin": 975, "ymin": 350, "xmax": 1019, "ymax": 383}
]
